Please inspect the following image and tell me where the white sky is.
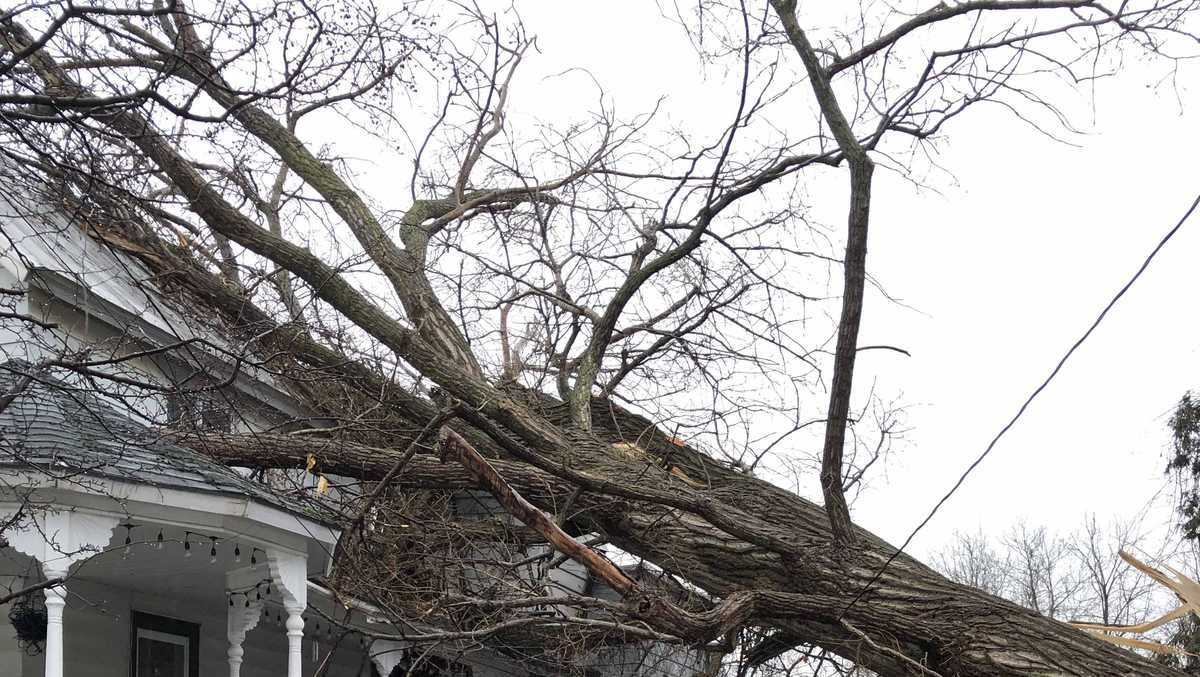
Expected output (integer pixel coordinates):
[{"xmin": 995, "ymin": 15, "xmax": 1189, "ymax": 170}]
[{"xmin": 502, "ymin": 2, "xmax": 1200, "ymax": 557}]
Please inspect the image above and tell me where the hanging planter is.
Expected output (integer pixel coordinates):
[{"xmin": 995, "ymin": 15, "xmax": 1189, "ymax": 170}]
[{"xmin": 8, "ymin": 590, "xmax": 47, "ymax": 656}]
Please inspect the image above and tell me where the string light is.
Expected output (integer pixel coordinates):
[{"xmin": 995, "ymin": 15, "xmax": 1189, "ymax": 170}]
[
  {"xmin": 161, "ymin": 530, "xmax": 260, "ymax": 566},
  {"xmin": 141, "ymin": 530, "xmax": 286, "ymax": 628},
  {"xmin": 122, "ymin": 525, "xmax": 133, "ymax": 558}
]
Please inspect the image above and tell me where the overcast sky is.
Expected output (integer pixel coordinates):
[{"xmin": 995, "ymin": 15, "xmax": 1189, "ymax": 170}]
[{"xmin": 500, "ymin": 2, "xmax": 1200, "ymax": 557}]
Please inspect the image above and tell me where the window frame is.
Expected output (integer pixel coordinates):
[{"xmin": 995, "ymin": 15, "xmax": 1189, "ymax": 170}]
[{"xmin": 129, "ymin": 610, "xmax": 200, "ymax": 677}]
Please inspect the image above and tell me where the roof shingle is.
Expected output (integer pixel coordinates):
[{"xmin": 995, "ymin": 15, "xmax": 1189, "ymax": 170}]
[{"xmin": 0, "ymin": 362, "xmax": 337, "ymax": 526}]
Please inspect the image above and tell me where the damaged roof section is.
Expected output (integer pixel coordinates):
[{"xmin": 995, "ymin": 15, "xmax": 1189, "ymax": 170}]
[{"xmin": 0, "ymin": 361, "xmax": 336, "ymax": 526}]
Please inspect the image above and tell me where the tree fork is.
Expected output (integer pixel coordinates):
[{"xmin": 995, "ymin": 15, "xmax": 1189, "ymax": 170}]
[{"xmin": 770, "ymin": 0, "xmax": 876, "ymax": 553}]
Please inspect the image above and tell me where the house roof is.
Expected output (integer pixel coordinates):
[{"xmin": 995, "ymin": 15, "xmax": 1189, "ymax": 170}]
[
  {"xmin": 0, "ymin": 162, "xmax": 307, "ymax": 418},
  {"xmin": 0, "ymin": 361, "xmax": 338, "ymax": 527}
]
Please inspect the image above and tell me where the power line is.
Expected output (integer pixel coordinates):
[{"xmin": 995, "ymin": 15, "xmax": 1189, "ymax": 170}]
[{"xmin": 839, "ymin": 188, "xmax": 1200, "ymax": 620}]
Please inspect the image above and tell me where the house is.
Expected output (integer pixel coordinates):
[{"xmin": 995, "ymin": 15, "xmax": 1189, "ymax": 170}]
[
  {"xmin": 0, "ymin": 365, "xmax": 346, "ymax": 677},
  {"xmin": 0, "ymin": 164, "xmax": 711, "ymax": 677},
  {"xmin": 0, "ymin": 165, "xmax": 520, "ymax": 676}
]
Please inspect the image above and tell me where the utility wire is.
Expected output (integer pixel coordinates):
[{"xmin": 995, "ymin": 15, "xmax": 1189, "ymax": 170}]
[{"xmin": 839, "ymin": 188, "xmax": 1200, "ymax": 620}]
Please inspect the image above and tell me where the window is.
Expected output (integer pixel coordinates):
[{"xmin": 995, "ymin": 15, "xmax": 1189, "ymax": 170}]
[
  {"xmin": 166, "ymin": 389, "xmax": 232, "ymax": 432},
  {"xmin": 130, "ymin": 611, "xmax": 200, "ymax": 677}
]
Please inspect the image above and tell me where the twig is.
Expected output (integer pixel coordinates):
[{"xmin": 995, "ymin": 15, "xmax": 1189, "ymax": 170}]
[
  {"xmin": 349, "ymin": 408, "xmax": 455, "ymax": 534},
  {"xmin": 841, "ymin": 620, "xmax": 944, "ymax": 677},
  {"xmin": 0, "ymin": 577, "xmax": 64, "ymax": 606}
]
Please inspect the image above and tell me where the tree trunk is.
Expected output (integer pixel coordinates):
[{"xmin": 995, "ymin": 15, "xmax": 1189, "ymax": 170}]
[{"xmin": 181, "ymin": 409, "xmax": 1185, "ymax": 677}]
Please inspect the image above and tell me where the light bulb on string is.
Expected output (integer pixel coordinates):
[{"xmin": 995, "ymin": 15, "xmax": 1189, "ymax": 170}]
[
  {"xmin": 234, "ymin": 544, "xmax": 241, "ymax": 563},
  {"xmin": 183, "ymin": 537, "xmax": 191, "ymax": 558},
  {"xmin": 209, "ymin": 537, "xmax": 218, "ymax": 564},
  {"xmin": 155, "ymin": 529, "xmax": 164, "ymax": 550}
]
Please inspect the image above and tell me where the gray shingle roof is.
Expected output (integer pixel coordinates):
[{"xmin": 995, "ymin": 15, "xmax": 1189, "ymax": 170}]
[{"xmin": 0, "ymin": 361, "xmax": 337, "ymax": 526}]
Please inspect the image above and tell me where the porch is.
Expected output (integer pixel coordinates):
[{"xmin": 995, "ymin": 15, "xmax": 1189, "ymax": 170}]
[{"xmin": 0, "ymin": 487, "xmax": 357, "ymax": 677}]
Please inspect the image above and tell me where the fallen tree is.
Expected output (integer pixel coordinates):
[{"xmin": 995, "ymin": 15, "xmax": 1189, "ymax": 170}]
[
  {"xmin": 2, "ymin": 0, "xmax": 1197, "ymax": 674},
  {"xmin": 177, "ymin": 410, "xmax": 1185, "ymax": 676}
]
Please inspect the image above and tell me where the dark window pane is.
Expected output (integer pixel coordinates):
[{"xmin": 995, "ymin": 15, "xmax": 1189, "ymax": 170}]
[{"xmin": 136, "ymin": 635, "xmax": 187, "ymax": 677}]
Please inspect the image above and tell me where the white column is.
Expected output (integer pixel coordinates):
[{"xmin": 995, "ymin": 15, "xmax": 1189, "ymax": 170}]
[
  {"xmin": 226, "ymin": 567, "xmax": 265, "ymax": 677},
  {"xmin": 42, "ymin": 568, "xmax": 67, "ymax": 677},
  {"xmin": 227, "ymin": 643, "xmax": 243, "ymax": 677},
  {"xmin": 284, "ymin": 603, "xmax": 304, "ymax": 677},
  {"xmin": 369, "ymin": 639, "xmax": 409, "ymax": 677},
  {"xmin": 4, "ymin": 511, "xmax": 119, "ymax": 677},
  {"xmin": 266, "ymin": 549, "xmax": 308, "ymax": 677}
]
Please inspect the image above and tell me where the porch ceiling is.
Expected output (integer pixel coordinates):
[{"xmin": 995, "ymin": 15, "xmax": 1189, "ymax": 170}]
[{"xmin": 2, "ymin": 521, "xmax": 287, "ymax": 609}]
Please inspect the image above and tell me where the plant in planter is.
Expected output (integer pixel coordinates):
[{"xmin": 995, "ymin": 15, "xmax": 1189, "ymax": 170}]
[{"xmin": 8, "ymin": 590, "xmax": 46, "ymax": 656}]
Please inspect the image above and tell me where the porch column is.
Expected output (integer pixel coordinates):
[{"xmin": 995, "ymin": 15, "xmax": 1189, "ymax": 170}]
[
  {"xmin": 226, "ymin": 567, "xmax": 265, "ymax": 677},
  {"xmin": 266, "ymin": 548, "xmax": 308, "ymax": 677},
  {"xmin": 369, "ymin": 639, "xmax": 409, "ymax": 677},
  {"xmin": 3, "ymin": 510, "xmax": 119, "ymax": 677},
  {"xmin": 284, "ymin": 602, "xmax": 304, "ymax": 677},
  {"xmin": 226, "ymin": 642, "xmax": 243, "ymax": 677},
  {"xmin": 42, "ymin": 567, "xmax": 67, "ymax": 677}
]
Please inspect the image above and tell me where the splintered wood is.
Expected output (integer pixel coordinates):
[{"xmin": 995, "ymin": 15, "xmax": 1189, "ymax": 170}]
[
  {"xmin": 1069, "ymin": 551, "xmax": 1197, "ymax": 655},
  {"xmin": 437, "ymin": 426, "xmax": 638, "ymax": 596}
]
